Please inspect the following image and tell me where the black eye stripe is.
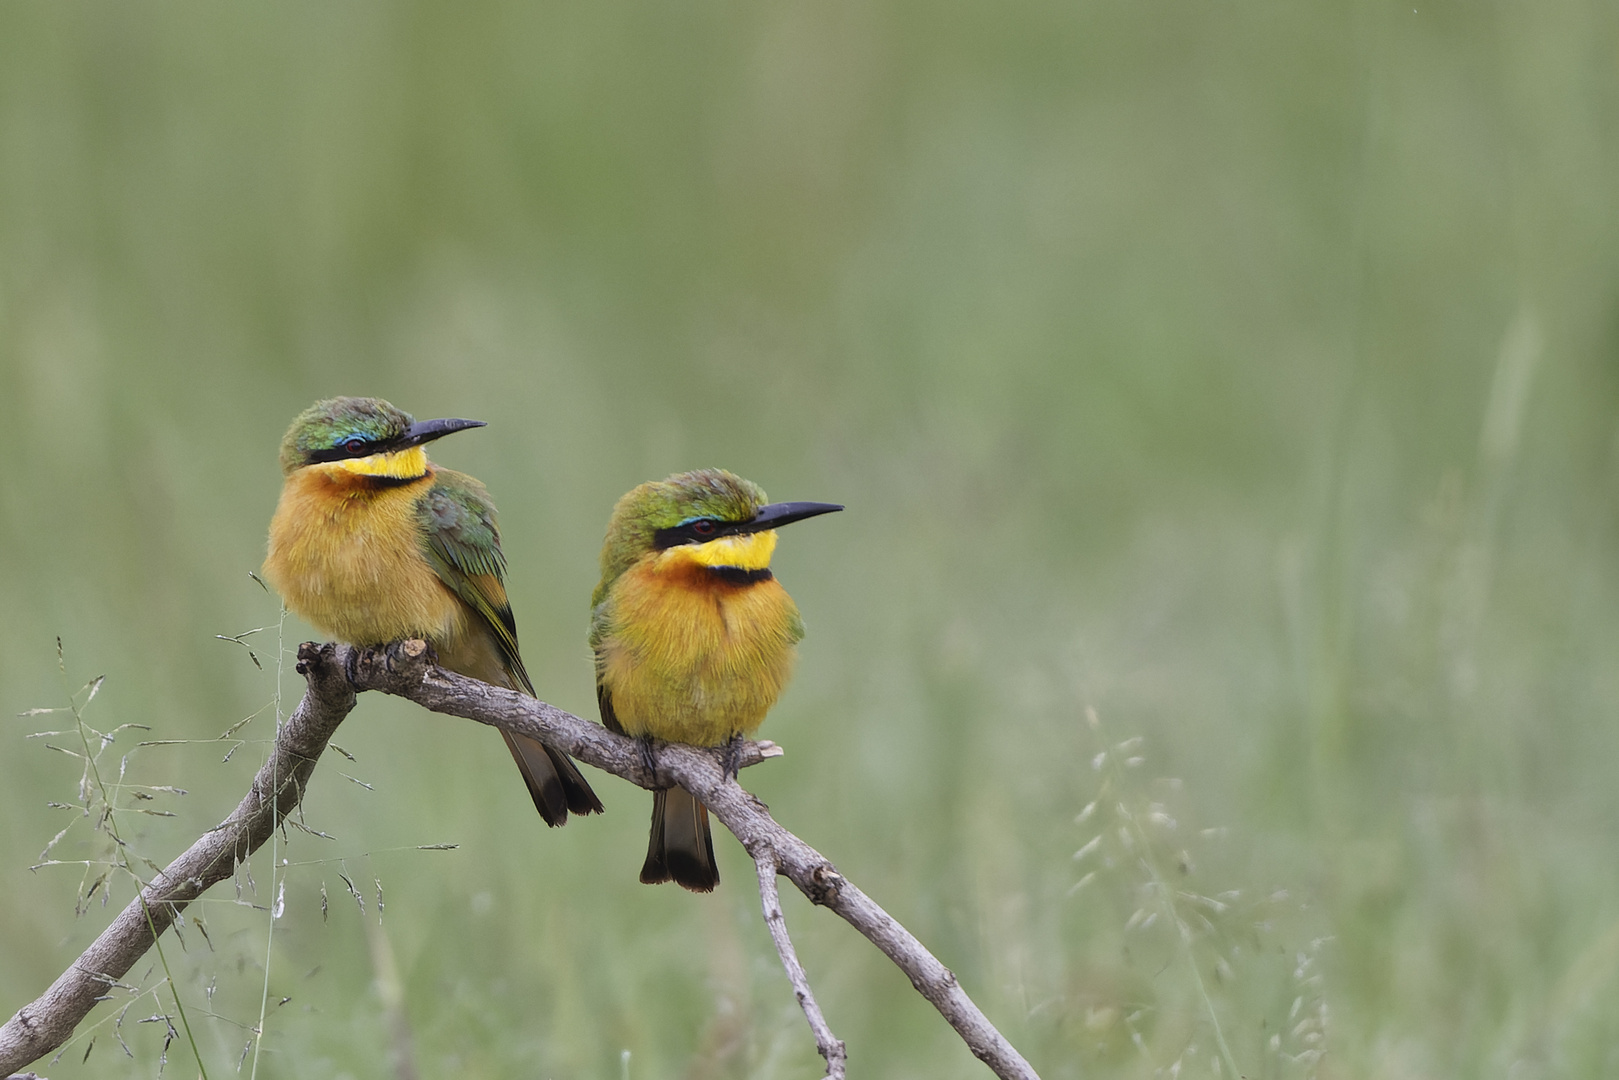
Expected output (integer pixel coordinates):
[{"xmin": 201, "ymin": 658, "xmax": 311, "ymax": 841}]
[
  {"xmin": 305, "ymin": 435, "xmax": 395, "ymax": 463},
  {"xmin": 652, "ymin": 517, "xmax": 740, "ymax": 549}
]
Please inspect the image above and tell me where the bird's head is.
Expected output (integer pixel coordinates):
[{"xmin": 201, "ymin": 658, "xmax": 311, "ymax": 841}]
[
  {"xmin": 597, "ymin": 468, "xmax": 842, "ymax": 591},
  {"xmin": 278, "ymin": 397, "xmax": 486, "ymax": 481}
]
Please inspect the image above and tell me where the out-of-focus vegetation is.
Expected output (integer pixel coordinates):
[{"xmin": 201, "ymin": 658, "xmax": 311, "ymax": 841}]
[{"xmin": 2, "ymin": 2, "xmax": 1617, "ymax": 1077}]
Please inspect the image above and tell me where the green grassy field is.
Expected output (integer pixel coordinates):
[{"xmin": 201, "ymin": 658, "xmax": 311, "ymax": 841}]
[{"xmin": 3, "ymin": 2, "xmax": 1618, "ymax": 1077}]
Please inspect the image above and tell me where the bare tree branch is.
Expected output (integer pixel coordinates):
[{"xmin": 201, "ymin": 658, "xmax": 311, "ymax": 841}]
[
  {"xmin": 346, "ymin": 642, "xmax": 1041, "ymax": 1080},
  {"xmin": 754, "ymin": 851, "xmax": 846, "ymax": 1078},
  {"xmin": 1, "ymin": 640, "xmax": 1042, "ymax": 1080}
]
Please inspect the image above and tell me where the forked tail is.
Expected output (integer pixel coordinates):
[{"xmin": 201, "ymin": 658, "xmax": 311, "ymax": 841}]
[
  {"xmin": 502, "ymin": 730, "xmax": 605, "ymax": 827},
  {"xmin": 641, "ymin": 786, "xmax": 719, "ymax": 892}
]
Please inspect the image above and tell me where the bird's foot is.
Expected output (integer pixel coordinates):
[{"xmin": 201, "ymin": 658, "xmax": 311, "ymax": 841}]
[
  {"xmin": 720, "ymin": 733, "xmax": 745, "ymax": 781},
  {"xmin": 343, "ymin": 645, "xmax": 363, "ymax": 687},
  {"xmin": 638, "ymin": 736, "xmax": 660, "ymax": 786}
]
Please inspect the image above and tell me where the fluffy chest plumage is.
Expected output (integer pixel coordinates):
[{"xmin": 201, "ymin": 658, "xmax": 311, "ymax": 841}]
[
  {"xmin": 264, "ymin": 467, "xmax": 465, "ymax": 647},
  {"xmin": 598, "ymin": 555, "xmax": 802, "ymax": 746}
]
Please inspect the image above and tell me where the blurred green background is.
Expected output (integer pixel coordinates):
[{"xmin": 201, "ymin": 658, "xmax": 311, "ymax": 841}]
[{"xmin": 2, "ymin": 2, "xmax": 1618, "ymax": 1077}]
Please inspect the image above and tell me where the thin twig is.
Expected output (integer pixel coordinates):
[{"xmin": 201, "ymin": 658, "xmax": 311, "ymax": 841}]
[
  {"xmin": 349, "ymin": 642, "xmax": 1040, "ymax": 1080},
  {"xmin": 753, "ymin": 851, "xmax": 846, "ymax": 1078},
  {"xmin": 0, "ymin": 641, "xmax": 1042, "ymax": 1080}
]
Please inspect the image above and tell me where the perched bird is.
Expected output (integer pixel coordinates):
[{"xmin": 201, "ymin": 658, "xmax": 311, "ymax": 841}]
[
  {"xmin": 590, "ymin": 469, "xmax": 841, "ymax": 891},
  {"xmin": 263, "ymin": 396, "xmax": 602, "ymax": 826}
]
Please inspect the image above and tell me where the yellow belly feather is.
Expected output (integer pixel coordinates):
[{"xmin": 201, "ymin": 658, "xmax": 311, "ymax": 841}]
[
  {"xmin": 263, "ymin": 463, "xmax": 466, "ymax": 648},
  {"xmin": 600, "ymin": 543, "xmax": 800, "ymax": 747}
]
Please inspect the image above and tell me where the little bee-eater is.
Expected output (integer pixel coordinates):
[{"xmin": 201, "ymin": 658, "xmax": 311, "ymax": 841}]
[
  {"xmin": 264, "ymin": 396, "xmax": 603, "ymax": 826},
  {"xmin": 590, "ymin": 469, "xmax": 841, "ymax": 891}
]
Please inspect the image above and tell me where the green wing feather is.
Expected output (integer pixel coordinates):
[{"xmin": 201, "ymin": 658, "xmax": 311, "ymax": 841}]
[
  {"xmin": 589, "ymin": 601, "xmax": 625, "ymax": 735},
  {"xmin": 418, "ymin": 468, "xmax": 603, "ymax": 824},
  {"xmin": 417, "ymin": 468, "xmax": 535, "ymax": 695}
]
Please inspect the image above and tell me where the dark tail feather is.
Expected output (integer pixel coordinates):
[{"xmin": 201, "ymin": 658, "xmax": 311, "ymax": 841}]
[
  {"xmin": 502, "ymin": 731, "xmax": 604, "ymax": 827},
  {"xmin": 641, "ymin": 786, "xmax": 719, "ymax": 892}
]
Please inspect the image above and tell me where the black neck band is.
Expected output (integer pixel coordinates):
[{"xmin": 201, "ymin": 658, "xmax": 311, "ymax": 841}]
[
  {"xmin": 707, "ymin": 566, "xmax": 774, "ymax": 585},
  {"xmin": 358, "ymin": 472, "xmax": 427, "ymax": 490}
]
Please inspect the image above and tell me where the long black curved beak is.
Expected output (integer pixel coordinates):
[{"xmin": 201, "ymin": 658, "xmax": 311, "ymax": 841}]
[
  {"xmin": 399, "ymin": 417, "xmax": 487, "ymax": 448},
  {"xmin": 733, "ymin": 501, "xmax": 844, "ymax": 535}
]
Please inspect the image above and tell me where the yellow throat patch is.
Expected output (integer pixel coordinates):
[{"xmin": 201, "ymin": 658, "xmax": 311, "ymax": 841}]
[
  {"xmin": 677, "ymin": 529, "xmax": 778, "ymax": 571},
  {"xmin": 325, "ymin": 445, "xmax": 430, "ymax": 481}
]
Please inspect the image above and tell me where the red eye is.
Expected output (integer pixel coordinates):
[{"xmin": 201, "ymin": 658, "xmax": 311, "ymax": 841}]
[
  {"xmin": 691, "ymin": 520, "xmax": 716, "ymax": 536},
  {"xmin": 344, "ymin": 438, "xmax": 367, "ymax": 455}
]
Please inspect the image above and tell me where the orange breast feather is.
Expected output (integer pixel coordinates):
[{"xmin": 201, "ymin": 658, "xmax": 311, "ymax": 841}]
[
  {"xmin": 599, "ymin": 554, "xmax": 800, "ymax": 747},
  {"xmin": 264, "ymin": 466, "xmax": 465, "ymax": 648}
]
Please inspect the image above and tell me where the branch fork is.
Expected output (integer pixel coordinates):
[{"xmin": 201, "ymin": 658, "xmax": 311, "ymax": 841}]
[{"xmin": 0, "ymin": 642, "xmax": 1040, "ymax": 1080}]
